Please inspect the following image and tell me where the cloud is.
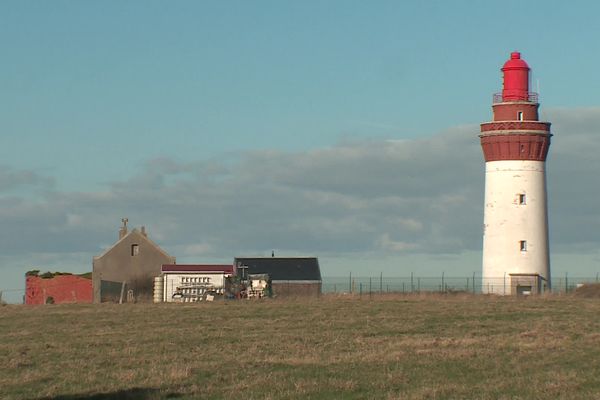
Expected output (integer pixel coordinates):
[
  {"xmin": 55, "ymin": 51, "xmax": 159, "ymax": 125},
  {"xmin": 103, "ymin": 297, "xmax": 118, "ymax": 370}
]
[
  {"xmin": 0, "ymin": 125, "xmax": 484, "ymax": 261},
  {"xmin": 176, "ymin": 243, "xmax": 214, "ymax": 257},
  {"xmin": 0, "ymin": 107, "xmax": 599, "ymax": 272},
  {"xmin": 545, "ymin": 107, "xmax": 600, "ymax": 252},
  {"xmin": 376, "ymin": 233, "xmax": 418, "ymax": 252},
  {"xmin": 0, "ymin": 165, "xmax": 54, "ymax": 193}
]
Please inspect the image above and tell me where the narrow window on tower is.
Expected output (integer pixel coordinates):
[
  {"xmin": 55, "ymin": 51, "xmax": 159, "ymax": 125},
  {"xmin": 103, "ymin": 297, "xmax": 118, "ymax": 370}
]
[
  {"xmin": 131, "ymin": 244, "xmax": 139, "ymax": 256},
  {"xmin": 517, "ymin": 111, "xmax": 524, "ymax": 121},
  {"xmin": 520, "ymin": 241, "xmax": 527, "ymax": 252},
  {"xmin": 518, "ymin": 193, "xmax": 526, "ymax": 205}
]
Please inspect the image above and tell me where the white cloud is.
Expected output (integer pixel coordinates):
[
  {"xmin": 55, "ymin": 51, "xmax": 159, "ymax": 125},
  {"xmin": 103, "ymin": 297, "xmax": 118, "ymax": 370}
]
[
  {"xmin": 376, "ymin": 233, "xmax": 418, "ymax": 252},
  {"xmin": 1, "ymin": 107, "xmax": 600, "ymax": 284},
  {"xmin": 178, "ymin": 243, "xmax": 214, "ymax": 257},
  {"xmin": 0, "ymin": 165, "xmax": 55, "ymax": 193}
]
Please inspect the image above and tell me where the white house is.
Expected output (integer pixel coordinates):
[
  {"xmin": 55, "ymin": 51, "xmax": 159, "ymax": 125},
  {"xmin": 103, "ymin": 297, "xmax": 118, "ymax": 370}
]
[{"xmin": 160, "ymin": 264, "xmax": 234, "ymax": 302}]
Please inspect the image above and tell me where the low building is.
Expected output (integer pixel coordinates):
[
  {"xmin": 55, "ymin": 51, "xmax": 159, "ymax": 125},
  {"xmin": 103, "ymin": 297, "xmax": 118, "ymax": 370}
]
[
  {"xmin": 234, "ymin": 257, "xmax": 322, "ymax": 297},
  {"xmin": 160, "ymin": 264, "xmax": 234, "ymax": 302},
  {"xmin": 25, "ymin": 272, "xmax": 92, "ymax": 305},
  {"xmin": 509, "ymin": 273, "xmax": 547, "ymax": 296},
  {"xmin": 93, "ymin": 219, "xmax": 175, "ymax": 303}
]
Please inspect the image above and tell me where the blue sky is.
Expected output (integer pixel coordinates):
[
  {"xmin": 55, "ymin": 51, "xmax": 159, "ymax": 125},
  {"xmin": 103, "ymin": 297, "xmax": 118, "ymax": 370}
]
[
  {"xmin": 3, "ymin": 1, "xmax": 599, "ymax": 190},
  {"xmin": 2, "ymin": 1, "xmax": 600, "ymax": 301}
]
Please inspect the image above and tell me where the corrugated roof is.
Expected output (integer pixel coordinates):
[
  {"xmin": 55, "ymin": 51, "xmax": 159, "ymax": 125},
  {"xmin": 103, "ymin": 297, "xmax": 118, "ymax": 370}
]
[{"xmin": 234, "ymin": 257, "xmax": 321, "ymax": 281}]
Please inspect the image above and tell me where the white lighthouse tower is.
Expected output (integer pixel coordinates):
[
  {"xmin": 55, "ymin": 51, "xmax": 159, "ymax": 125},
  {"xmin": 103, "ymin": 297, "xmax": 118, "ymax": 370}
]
[{"xmin": 480, "ymin": 52, "xmax": 552, "ymax": 295}]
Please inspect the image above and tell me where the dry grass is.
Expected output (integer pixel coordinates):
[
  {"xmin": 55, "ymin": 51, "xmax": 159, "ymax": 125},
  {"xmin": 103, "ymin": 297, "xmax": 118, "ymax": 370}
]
[{"xmin": 2, "ymin": 294, "xmax": 600, "ymax": 399}]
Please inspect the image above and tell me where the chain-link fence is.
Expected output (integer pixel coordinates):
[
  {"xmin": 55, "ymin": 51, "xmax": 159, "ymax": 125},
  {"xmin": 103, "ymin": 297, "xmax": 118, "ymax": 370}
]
[{"xmin": 321, "ymin": 274, "xmax": 600, "ymax": 295}]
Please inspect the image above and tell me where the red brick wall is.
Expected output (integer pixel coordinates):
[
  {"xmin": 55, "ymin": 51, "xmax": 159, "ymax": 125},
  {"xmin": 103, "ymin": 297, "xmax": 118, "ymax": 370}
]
[{"xmin": 25, "ymin": 275, "xmax": 93, "ymax": 305}]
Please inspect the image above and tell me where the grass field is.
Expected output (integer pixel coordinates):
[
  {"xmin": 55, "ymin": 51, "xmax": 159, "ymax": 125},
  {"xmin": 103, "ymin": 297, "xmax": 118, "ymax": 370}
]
[{"xmin": 2, "ymin": 294, "xmax": 600, "ymax": 399}]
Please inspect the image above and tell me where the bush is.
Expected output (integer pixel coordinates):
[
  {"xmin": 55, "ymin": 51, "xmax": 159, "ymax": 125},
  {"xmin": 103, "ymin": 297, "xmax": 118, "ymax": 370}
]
[{"xmin": 39, "ymin": 271, "xmax": 73, "ymax": 279}]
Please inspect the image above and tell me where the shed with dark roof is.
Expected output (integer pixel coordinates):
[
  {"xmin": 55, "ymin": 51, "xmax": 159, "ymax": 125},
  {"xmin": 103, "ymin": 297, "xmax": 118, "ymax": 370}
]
[{"xmin": 234, "ymin": 257, "xmax": 321, "ymax": 297}]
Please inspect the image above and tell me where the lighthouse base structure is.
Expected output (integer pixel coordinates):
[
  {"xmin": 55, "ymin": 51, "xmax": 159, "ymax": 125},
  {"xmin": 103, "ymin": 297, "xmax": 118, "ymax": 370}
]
[{"xmin": 482, "ymin": 160, "xmax": 551, "ymax": 295}]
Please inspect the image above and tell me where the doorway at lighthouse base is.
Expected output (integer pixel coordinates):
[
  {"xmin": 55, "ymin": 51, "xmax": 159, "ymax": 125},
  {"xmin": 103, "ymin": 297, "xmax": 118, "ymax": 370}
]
[{"xmin": 509, "ymin": 273, "xmax": 548, "ymax": 296}]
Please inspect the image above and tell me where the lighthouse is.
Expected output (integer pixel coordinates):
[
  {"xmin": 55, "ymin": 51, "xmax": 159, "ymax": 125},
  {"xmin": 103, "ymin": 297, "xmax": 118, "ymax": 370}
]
[{"xmin": 480, "ymin": 52, "xmax": 552, "ymax": 295}]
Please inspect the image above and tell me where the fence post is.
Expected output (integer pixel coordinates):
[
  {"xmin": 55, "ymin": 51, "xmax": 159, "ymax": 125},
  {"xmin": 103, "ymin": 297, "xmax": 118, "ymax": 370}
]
[
  {"xmin": 565, "ymin": 272, "xmax": 568, "ymax": 293},
  {"xmin": 411, "ymin": 272, "xmax": 414, "ymax": 292},
  {"xmin": 369, "ymin": 277, "xmax": 372, "ymax": 300},
  {"xmin": 119, "ymin": 281, "xmax": 126, "ymax": 304},
  {"xmin": 441, "ymin": 272, "xmax": 445, "ymax": 293},
  {"xmin": 359, "ymin": 283, "xmax": 362, "ymax": 298},
  {"xmin": 380, "ymin": 272, "xmax": 383, "ymax": 294},
  {"xmin": 349, "ymin": 272, "xmax": 352, "ymax": 294},
  {"xmin": 417, "ymin": 278, "xmax": 420, "ymax": 293},
  {"xmin": 473, "ymin": 272, "xmax": 476, "ymax": 294}
]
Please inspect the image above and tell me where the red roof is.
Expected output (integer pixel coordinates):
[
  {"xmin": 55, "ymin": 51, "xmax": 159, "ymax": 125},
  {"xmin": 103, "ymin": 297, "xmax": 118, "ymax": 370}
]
[{"xmin": 161, "ymin": 264, "xmax": 234, "ymax": 273}]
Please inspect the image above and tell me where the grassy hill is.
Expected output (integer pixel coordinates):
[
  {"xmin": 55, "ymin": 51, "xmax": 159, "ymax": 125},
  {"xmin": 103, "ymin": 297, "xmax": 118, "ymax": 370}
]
[{"xmin": 2, "ymin": 294, "xmax": 600, "ymax": 399}]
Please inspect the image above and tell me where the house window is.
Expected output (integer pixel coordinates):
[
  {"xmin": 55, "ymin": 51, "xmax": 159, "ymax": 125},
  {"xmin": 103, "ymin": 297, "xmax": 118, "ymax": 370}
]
[
  {"xmin": 517, "ymin": 111, "xmax": 524, "ymax": 121},
  {"xmin": 131, "ymin": 244, "xmax": 139, "ymax": 256},
  {"xmin": 520, "ymin": 241, "xmax": 527, "ymax": 252},
  {"xmin": 518, "ymin": 194, "xmax": 526, "ymax": 205}
]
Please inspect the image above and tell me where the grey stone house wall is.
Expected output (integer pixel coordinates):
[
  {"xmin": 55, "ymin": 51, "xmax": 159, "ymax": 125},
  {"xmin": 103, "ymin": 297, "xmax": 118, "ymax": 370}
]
[{"xmin": 92, "ymin": 228, "xmax": 175, "ymax": 303}]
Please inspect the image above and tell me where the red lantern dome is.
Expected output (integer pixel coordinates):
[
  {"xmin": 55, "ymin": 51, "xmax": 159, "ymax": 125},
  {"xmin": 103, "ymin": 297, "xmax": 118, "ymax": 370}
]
[{"xmin": 501, "ymin": 52, "xmax": 530, "ymax": 101}]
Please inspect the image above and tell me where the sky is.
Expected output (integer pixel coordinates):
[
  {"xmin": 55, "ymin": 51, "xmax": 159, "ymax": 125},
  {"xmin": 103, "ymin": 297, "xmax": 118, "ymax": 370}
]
[{"xmin": 2, "ymin": 1, "xmax": 600, "ymax": 302}]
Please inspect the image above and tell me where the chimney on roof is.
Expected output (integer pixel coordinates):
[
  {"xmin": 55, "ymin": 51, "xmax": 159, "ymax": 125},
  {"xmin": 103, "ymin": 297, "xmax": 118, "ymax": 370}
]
[
  {"xmin": 119, "ymin": 218, "xmax": 128, "ymax": 239},
  {"xmin": 141, "ymin": 226, "xmax": 147, "ymax": 237}
]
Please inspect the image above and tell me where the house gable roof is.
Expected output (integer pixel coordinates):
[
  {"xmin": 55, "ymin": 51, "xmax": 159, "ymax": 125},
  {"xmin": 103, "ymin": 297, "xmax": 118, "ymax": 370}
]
[
  {"xmin": 233, "ymin": 257, "xmax": 321, "ymax": 281},
  {"xmin": 94, "ymin": 228, "xmax": 174, "ymax": 262}
]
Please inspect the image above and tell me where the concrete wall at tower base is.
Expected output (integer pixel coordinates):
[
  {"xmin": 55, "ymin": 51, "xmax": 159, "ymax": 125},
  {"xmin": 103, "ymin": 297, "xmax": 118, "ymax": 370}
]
[{"xmin": 482, "ymin": 274, "xmax": 548, "ymax": 296}]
